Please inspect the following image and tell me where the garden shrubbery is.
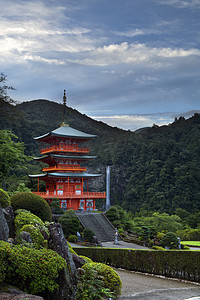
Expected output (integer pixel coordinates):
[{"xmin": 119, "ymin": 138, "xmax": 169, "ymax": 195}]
[
  {"xmin": 10, "ymin": 192, "xmax": 52, "ymax": 221},
  {"xmin": 161, "ymin": 232, "xmax": 178, "ymax": 249},
  {"xmin": 83, "ymin": 228, "xmax": 95, "ymax": 243},
  {"xmin": 0, "ymin": 241, "xmax": 66, "ymax": 294},
  {"xmin": 0, "ymin": 188, "xmax": 10, "ymax": 208},
  {"xmin": 58, "ymin": 210, "xmax": 81, "ymax": 238},
  {"xmin": 76, "ymin": 262, "xmax": 122, "ymax": 299}
]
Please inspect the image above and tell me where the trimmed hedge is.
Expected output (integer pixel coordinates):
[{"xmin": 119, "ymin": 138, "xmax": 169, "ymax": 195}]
[
  {"xmin": 11, "ymin": 192, "xmax": 52, "ymax": 222},
  {"xmin": 74, "ymin": 247, "xmax": 200, "ymax": 282}
]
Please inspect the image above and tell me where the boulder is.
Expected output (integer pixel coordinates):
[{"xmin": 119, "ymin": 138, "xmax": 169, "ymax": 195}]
[
  {"xmin": 3, "ymin": 206, "xmax": 15, "ymax": 238},
  {"xmin": 0, "ymin": 205, "xmax": 9, "ymax": 241},
  {"xmin": 47, "ymin": 223, "xmax": 76, "ymax": 300},
  {"xmin": 0, "ymin": 284, "xmax": 44, "ymax": 300},
  {"xmin": 19, "ymin": 231, "xmax": 32, "ymax": 243}
]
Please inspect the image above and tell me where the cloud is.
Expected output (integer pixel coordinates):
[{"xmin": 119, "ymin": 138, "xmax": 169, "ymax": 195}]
[
  {"xmin": 91, "ymin": 114, "xmax": 174, "ymax": 131},
  {"xmin": 154, "ymin": 0, "xmax": 200, "ymax": 9},
  {"xmin": 69, "ymin": 42, "xmax": 200, "ymax": 67}
]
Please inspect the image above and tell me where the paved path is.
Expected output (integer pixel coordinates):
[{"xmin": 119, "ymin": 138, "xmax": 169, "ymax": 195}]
[
  {"xmin": 115, "ymin": 269, "xmax": 200, "ymax": 300},
  {"xmin": 71, "ymin": 241, "xmax": 200, "ymax": 299},
  {"xmin": 101, "ymin": 241, "xmax": 148, "ymax": 249}
]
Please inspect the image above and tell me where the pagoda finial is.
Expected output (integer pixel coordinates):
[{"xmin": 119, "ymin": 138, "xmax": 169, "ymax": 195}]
[{"xmin": 61, "ymin": 89, "xmax": 68, "ymax": 126}]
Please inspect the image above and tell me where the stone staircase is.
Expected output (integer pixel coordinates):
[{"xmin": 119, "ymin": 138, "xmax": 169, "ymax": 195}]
[{"xmin": 76, "ymin": 213, "xmax": 118, "ymax": 242}]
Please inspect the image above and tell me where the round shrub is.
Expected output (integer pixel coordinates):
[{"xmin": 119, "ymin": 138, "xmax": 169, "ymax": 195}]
[
  {"xmin": 11, "ymin": 192, "xmax": 52, "ymax": 222},
  {"xmin": 15, "ymin": 210, "xmax": 44, "ymax": 233},
  {"xmin": 58, "ymin": 216, "xmax": 81, "ymax": 238},
  {"xmin": 68, "ymin": 234, "xmax": 78, "ymax": 243},
  {"xmin": 0, "ymin": 188, "xmax": 10, "ymax": 208},
  {"xmin": 82, "ymin": 262, "xmax": 122, "ymax": 297},
  {"xmin": 161, "ymin": 232, "xmax": 178, "ymax": 249},
  {"xmin": 83, "ymin": 228, "xmax": 95, "ymax": 243}
]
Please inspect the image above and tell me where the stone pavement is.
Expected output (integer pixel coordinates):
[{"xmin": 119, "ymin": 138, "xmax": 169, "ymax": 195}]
[
  {"xmin": 101, "ymin": 240, "xmax": 148, "ymax": 249},
  {"xmin": 115, "ymin": 268, "xmax": 200, "ymax": 300}
]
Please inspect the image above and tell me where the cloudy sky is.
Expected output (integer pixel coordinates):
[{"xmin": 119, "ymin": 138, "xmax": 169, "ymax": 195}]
[{"xmin": 1, "ymin": 0, "xmax": 200, "ymax": 130}]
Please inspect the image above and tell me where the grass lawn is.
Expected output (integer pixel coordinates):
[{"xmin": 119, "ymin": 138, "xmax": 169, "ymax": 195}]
[{"xmin": 181, "ymin": 241, "xmax": 200, "ymax": 247}]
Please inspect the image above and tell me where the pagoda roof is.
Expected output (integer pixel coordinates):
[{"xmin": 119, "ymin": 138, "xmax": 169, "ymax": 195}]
[
  {"xmin": 34, "ymin": 124, "xmax": 96, "ymax": 141},
  {"xmin": 34, "ymin": 154, "xmax": 97, "ymax": 161},
  {"xmin": 29, "ymin": 172, "xmax": 101, "ymax": 179}
]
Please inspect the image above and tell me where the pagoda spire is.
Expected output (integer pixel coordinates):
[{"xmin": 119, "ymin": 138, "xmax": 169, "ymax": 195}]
[{"xmin": 62, "ymin": 89, "xmax": 68, "ymax": 126}]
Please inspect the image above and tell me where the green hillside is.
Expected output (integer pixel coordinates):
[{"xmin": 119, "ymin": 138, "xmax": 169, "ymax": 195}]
[{"xmin": 1, "ymin": 98, "xmax": 200, "ymax": 214}]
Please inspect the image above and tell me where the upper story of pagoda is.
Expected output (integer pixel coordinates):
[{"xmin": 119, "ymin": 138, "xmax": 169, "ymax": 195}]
[{"xmin": 35, "ymin": 123, "xmax": 96, "ymax": 155}]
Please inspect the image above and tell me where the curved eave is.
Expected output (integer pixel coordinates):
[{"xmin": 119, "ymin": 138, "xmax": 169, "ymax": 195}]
[
  {"xmin": 29, "ymin": 172, "xmax": 102, "ymax": 179},
  {"xmin": 34, "ymin": 154, "xmax": 97, "ymax": 161},
  {"xmin": 34, "ymin": 125, "xmax": 96, "ymax": 141}
]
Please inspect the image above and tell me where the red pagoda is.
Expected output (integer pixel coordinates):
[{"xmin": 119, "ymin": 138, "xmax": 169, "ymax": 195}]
[{"xmin": 29, "ymin": 90, "xmax": 106, "ymax": 211}]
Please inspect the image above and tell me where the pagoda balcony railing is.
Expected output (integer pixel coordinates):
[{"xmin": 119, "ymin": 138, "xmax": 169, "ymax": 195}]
[
  {"xmin": 43, "ymin": 165, "xmax": 87, "ymax": 172},
  {"xmin": 40, "ymin": 145, "xmax": 89, "ymax": 154},
  {"xmin": 32, "ymin": 191, "xmax": 106, "ymax": 199}
]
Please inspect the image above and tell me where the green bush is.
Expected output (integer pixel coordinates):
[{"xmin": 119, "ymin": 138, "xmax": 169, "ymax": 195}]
[
  {"xmin": 161, "ymin": 232, "xmax": 178, "ymax": 249},
  {"xmin": 50, "ymin": 198, "xmax": 64, "ymax": 214},
  {"xmin": 0, "ymin": 188, "xmax": 10, "ymax": 208},
  {"xmin": 182, "ymin": 244, "xmax": 190, "ymax": 250},
  {"xmin": 81, "ymin": 262, "xmax": 122, "ymax": 298},
  {"xmin": 152, "ymin": 246, "xmax": 166, "ymax": 250},
  {"xmin": 106, "ymin": 206, "xmax": 120, "ymax": 222},
  {"xmin": 58, "ymin": 216, "xmax": 81, "ymax": 238},
  {"xmin": 68, "ymin": 234, "xmax": 78, "ymax": 243},
  {"xmin": 83, "ymin": 228, "xmax": 95, "ymax": 243},
  {"xmin": 11, "ymin": 192, "xmax": 52, "ymax": 222},
  {"xmin": 15, "ymin": 210, "xmax": 45, "ymax": 232},
  {"xmin": 176, "ymin": 228, "xmax": 200, "ymax": 241},
  {"xmin": 157, "ymin": 232, "xmax": 165, "ymax": 240},
  {"xmin": 0, "ymin": 241, "xmax": 66, "ymax": 294},
  {"xmin": 148, "ymin": 239, "xmax": 154, "ymax": 247}
]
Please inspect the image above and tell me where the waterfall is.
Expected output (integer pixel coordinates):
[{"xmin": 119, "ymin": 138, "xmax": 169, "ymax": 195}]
[{"xmin": 106, "ymin": 165, "xmax": 111, "ymax": 211}]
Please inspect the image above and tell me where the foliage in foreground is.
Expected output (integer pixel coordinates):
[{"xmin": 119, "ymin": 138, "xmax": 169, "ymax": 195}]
[
  {"xmin": 11, "ymin": 192, "xmax": 52, "ymax": 222},
  {"xmin": 76, "ymin": 262, "xmax": 122, "ymax": 299},
  {"xmin": 0, "ymin": 241, "xmax": 67, "ymax": 294}
]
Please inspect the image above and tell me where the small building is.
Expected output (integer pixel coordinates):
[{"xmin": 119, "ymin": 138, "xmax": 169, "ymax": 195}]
[{"xmin": 29, "ymin": 90, "xmax": 106, "ymax": 211}]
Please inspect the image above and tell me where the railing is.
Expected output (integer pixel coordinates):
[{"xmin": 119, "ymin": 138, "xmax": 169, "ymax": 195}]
[
  {"xmin": 42, "ymin": 165, "xmax": 86, "ymax": 172},
  {"xmin": 32, "ymin": 191, "xmax": 106, "ymax": 199},
  {"xmin": 40, "ymin": 145, "xmax": 89, "ymax": 154}
]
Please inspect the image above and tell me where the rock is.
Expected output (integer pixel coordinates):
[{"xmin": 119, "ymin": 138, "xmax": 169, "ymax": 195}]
[
  {"xmin": 3, "ymin": 206, "xmax": 15, "ymax": 238},
  {"xmin": 47, "ymin": 222, "xmax": 76, "ymax": 300},
  {"xmin": 72, "ymin": 253, "xmax": 85, "ymax": 269},
  {"xmin": 7, "ymin": 238, "xmax": 14, "ymax": 245},
  {"xmin": 19, "ymin": 231, "xmax": 32, "ymax": 243},
  {"xmin": 0, "ymin": 284, "xmax": 44, "ymax": 300},
  {"xmin": 0, "ymin": 205, "xmax": 9, "ymax": 241}
]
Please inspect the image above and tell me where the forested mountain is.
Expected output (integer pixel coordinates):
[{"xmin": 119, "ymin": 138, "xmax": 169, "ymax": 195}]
[{"xmin": 1, "ymin": 98, "xmax": 200, "ymax": 214}]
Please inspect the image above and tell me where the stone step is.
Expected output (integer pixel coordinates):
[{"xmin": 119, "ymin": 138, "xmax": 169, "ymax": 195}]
[{"xmin": 76, "ymin": 213, "xmax": 118, "ymax": 242}]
